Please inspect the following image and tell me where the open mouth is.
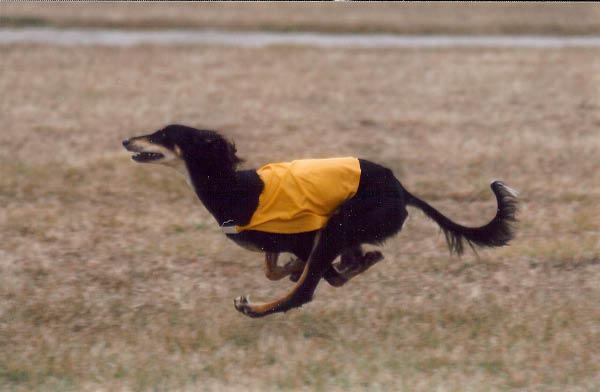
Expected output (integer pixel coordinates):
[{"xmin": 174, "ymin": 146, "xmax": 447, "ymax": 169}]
[{"xmin": 131, "ymin": 151, "xmax": 164, "ymax": 162}]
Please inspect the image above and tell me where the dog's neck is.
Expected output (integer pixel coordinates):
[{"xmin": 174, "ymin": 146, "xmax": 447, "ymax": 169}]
[{"xmin": 184, "ymin": 161, "xmax": 262, "ymax": 227}]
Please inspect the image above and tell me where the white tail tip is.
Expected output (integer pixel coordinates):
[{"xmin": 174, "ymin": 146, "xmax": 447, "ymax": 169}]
[{"xmin": 491, "ymin": 180, "xmax": 519, "ymax": 197}]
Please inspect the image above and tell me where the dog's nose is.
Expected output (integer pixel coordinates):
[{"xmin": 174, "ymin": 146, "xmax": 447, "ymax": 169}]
[{"xmin": 122, "ymin": 139, "xmax": 131, "ymax": 148}]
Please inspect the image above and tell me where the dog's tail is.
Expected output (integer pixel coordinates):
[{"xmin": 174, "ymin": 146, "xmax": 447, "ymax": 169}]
[{"xmin": 405, "ymin": 181, "xmax": 518, "ymax": 255}]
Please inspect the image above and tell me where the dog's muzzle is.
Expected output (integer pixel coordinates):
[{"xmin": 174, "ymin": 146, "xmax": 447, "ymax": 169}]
[{"xmin": 123, "ymin": 138, "xmax": 165, "ymax": 162}]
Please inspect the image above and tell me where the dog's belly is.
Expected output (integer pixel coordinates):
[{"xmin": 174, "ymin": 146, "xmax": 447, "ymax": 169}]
[{"xmin": 229, "ymin": 237, "xmax": 263, "ymax": 253}]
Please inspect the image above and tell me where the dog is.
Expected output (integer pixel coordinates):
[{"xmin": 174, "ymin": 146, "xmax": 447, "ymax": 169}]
[{"xmin": 123, "ymin": 124, "xmax": 518, "ymax": 318}]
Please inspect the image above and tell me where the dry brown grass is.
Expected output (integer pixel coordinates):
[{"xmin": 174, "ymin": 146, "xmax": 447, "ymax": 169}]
[
  {"xmin": 1, "ymin": 41, "xmax": 599, "ymax": 392},
  {"xmin": 2, "ymin": 3, "xmax": 600, "ymax": 35}
]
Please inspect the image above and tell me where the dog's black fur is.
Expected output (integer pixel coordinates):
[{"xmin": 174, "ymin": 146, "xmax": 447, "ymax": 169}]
[{"xmin": 123, "ymin": 124, "xmax": 518, "ymax": 317}]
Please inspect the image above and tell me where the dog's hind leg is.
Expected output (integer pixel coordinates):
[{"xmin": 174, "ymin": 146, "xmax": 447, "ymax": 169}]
[
  {"xmin": 288, "ymin": 246, "xmax": 382, "ymax": 285},
  {"xmin": 321, "ymin": 196, "xmax": 407, "ymax": 287},
  {"xmin": 338, "ymin": 246, "xmax": 365, "ymax": 271},
  {"xmin": 264, "ymin": 252, "xmax": 305, "ymax": 281}
]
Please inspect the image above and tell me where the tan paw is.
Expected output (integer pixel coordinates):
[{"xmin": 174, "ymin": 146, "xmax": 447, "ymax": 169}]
[{"xmin": 233, "ymin": 295, "xmax": 261, "ymax": 318}]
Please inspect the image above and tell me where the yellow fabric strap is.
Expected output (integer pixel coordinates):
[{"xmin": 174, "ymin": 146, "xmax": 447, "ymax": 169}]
[{"xmin": 236, "ymin": 157, "xmax": 361, "ymax": 234}]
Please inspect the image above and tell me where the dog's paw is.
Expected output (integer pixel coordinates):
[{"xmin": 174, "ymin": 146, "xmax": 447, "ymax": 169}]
[
  {"xmin": 283, "ymin": 257, "xmax": 305, "ymax": 282},
  {"xmin": 289, "ymin": 271, "xmax": 301, "ymax": 282},
  {"xmin": 234, "ymin": 295, "xmax": 260, "ymax": 318},
  {"xmin": 234, "ymin": 295, "xmax": 249, "ymax": 312},
  {"xmin": 332, "ymin": 262, "xmax": 357, "ymax": 275},
  {"xmin": 364, "ymin": 251, "xmax": 384, "ymax": 267},
  {"xmin": 284, "ymin": 257, "xmax": 304, "ymax": 270}
]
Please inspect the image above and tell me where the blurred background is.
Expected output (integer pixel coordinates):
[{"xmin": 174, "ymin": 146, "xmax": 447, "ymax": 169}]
[{"xmin": 1, "ymin": 3, "xmax": 599, "ymax": 392}]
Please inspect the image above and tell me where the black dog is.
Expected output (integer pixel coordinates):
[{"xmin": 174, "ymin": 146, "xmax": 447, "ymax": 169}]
[{"xmin": 123, "ymin": 124, "xmax": 517, "ymax": 318}]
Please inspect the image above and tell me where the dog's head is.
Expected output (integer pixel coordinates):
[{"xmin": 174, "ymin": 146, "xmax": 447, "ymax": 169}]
[{"xmin": 123, "ymin": 124, "xmax": 242, "ymax": 172}]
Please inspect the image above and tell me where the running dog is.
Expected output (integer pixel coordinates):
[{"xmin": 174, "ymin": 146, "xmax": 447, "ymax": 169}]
[{"xmin": 123, "ymin": 124, "xmax": 518, "ymax": 318}]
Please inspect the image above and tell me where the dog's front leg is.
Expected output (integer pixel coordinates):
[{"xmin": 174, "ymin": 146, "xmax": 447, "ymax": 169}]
[
  {"xmin": 263, "ymin": 252, "xmax": 304, "ymax": 281},
  {"xmin": 234, "ymin": 233, "xmax": 330, "ymax": 318},
  {"xmin": 263, "ymin": 252, "xmax": 283, "ymax": 281}
]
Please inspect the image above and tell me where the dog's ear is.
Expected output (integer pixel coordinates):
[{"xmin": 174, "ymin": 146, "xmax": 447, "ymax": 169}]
[{"xmin": 221, "ymin": 139, "xmax": 244, "ymax": 168}]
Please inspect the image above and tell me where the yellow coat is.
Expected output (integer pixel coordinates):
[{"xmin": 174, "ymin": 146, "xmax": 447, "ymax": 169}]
[{"xmin": 234, "ymin": 157, "xmax": 361, "ymax": 234}]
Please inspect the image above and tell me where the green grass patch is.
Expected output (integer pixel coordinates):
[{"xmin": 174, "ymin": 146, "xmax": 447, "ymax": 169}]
[{"xmin": 0, "ymin": 367, "xmax": 31, "ymax": 385}]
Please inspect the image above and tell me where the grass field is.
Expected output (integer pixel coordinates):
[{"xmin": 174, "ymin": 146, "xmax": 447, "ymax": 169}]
[{"xmin": 1, "ymin": 18, "xmax": 600, "ymax": 392}]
